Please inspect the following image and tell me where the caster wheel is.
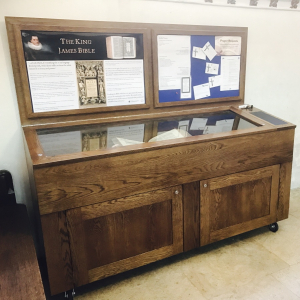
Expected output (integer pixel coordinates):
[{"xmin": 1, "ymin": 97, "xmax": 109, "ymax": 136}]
[
  {"xmin": 268, "ymin": 222, "xmax": 278, "ymax": 232},
  {"xmin": 64, "ymin": 289, "xmax": 75, "ymax": 299}
]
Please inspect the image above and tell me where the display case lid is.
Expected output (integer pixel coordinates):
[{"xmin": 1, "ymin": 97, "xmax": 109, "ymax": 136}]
[
  {"xmin": 23, "ymin": 106, "xmax": 296, "ymax": 168},
  {"xmin": 6, "ymin": 17, "xmax": 248, "ymax": 128},
  {"xmin": 35, "ymin": 110, "xmax": 255, "ymax": 157}
]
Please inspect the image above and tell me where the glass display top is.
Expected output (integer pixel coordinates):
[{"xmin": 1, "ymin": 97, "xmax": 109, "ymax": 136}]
[{"xmin": 37, "ymin": 110, "xmax": 258, "ymax": 157}]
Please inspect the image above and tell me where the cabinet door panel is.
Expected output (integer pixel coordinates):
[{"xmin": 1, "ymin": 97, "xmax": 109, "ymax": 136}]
[
  {"xmin": 200, "ymin": 165, "xmax": 279, "ymax": 246},
  {"xmin": 67, "ymin": 186, "xmax": 183, "ymax": 287},
  {"xmin": 84, "ymin": 200, "xmax": 173, "ymax": 269}
]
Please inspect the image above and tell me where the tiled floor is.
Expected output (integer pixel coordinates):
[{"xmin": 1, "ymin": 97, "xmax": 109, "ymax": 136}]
[{"xmin": 51, "ymin": 188, "xmax": 300, "ymax": 300}]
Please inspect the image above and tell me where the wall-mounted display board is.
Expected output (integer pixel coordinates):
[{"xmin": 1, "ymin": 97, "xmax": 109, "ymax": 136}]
[
  {"xmin": 6, "ymin": 18, "xmax": 152, "ymax": 123},
  {"xmin": 6, "ymin": 17, "xmax": 248, "ymax": 127},
  {"xmin": 22, "ymin": 31, "xmax": 145, "ymax": 113},
  {"xmin": 152, "ymin": 29, "xmax": 247, "ymax": 107}
]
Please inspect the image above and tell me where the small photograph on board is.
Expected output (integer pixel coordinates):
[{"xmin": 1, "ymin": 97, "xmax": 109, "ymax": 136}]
[
  {"xmin": 205, "ymin": 62, "xmax": 219, "ymax": 75},
  {"xmin": 106, "ymin": 36, "xmax": 136, "ymax": 59},
  {"xmin": 249, "ymin": 0, "xmax": 259, "ymax": 6},
  {"xmin": 202, "ymin": 42, "xmax": 217, "ymax": 61},
  {"xmin": 192, "ymin": 46, "xmax": 206, "ymax": 60},
  {"xmin": 290, "ymin": 0, "xmax": 299, "ymax": 8},
  {"xmin": 181, "ymin": 77, "xmax": 191, "ymax": 93},
  {"xmin": 21, "ymin": 31, "xmax": 58, "ymax": 61},
  {"xmin": 215, "ymin": 36, "xmax": 241, "ymax": 56},
  {"xmin": 76, "ymin": 61, "xmax": 106, "ymax": 107},
  {"xmin": 269, "ymin": 0, "xmax": 278, "ymax": 6}
]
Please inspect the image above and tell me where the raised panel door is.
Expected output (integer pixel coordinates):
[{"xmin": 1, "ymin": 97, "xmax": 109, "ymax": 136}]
[
  {"xmin": 66, "ymin": 186, "xmax": 183, "ymax": 287},
  {"xmin": 200, "ymin": 165, "xmax": 280, "ymax": 246}
]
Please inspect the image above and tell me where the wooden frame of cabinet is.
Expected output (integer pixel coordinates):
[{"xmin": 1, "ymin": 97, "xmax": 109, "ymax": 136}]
[{"xmin": 30, "ymin": 115, "xmax": 294, "ymax": 295}]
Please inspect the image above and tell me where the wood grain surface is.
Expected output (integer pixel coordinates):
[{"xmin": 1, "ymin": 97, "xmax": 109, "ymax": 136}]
[
  {"xmin": 183, "ymin": 181, "xmax": 200, "ymax": 251},
  {"xmin": 34, "ymin": 129, "xmax": 294, "ymax": 215},
  {"xmin": 200, "ymin": 165, "xmax": 279, "ymax": 246},
  {"xmin": 0, "ymin": 205, "xmax": 45, "ymax": 300},
  {"xmin": 277, "ymin": 162, "xmax": 293, "ymax": 221},
  {"xmin": 67, "ymin": 186, "xmax": 183, "ymax": 286},
  {"xmin": 40, "ymin": 212, "xmax": 74, "ymax": 295}
]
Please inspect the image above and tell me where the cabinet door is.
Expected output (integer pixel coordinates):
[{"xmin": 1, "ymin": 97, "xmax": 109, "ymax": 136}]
[
  {"xmin": 66, "ymin": 186, "xmax": 183, "ymax": 287},
  {"xmin": 200, "ymin": 165, "xmax": 279, "ymax": 246}
]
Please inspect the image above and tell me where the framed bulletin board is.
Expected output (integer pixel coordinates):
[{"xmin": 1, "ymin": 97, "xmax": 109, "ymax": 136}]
[
  {"xmin": 6, "ymin": 18, "xmax": 248, "ymax": 127},
  {"xmin": 152, "ymin": 27, "xmax": 247, "ymax": 107},
  {"xmin": 6, "ymin": 18, "xmax": 152, "ymax": 122}
]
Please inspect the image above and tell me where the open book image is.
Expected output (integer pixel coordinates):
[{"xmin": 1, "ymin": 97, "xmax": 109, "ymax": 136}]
[
  {"xmin": 111, "ymin": 137, "xmax": 143, "ymax": 147},
  {"xmin": 149, "ymin": 129, "xmax": 191, "ymax": 143},
  {"xmin": 111, "ymin": 129, "xmax": 190, "ymax": 147},
  {"xmin": 106, "ymin": 36, "xmax": 136, "ymax": 59}
]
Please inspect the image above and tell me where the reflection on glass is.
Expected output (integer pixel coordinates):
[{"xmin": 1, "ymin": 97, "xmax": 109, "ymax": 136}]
[
  {"xmin": 37, "ymin": 110, "xmax": 258, "ymax": 157},
  {"xmin": 82, "ymin": 131, "xmax": 107, "ymax": 151},
  {"xmin": 107, "ymin": 124, "xmax": 145, "ymax": 148}
]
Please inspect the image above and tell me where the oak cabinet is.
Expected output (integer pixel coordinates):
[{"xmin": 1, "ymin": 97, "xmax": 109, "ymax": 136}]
[
  {"xmin": 28, "ymin": 108, "xmax": 294, "ymax": 296},
  {"xmin": 45, "ymin": 164, "xmax": 282, "ymax": 291}
]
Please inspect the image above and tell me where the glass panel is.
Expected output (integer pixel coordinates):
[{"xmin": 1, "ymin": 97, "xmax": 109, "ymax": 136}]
[
  {"xmin": 37, "ymin": 110, "xmax": 258, "ymax": 157},
  {"xmin": 250, "ymin": 111, "xmax": 287, "ymax": 126}
]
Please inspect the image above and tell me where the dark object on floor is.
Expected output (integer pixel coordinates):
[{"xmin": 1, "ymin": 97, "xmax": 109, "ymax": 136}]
[
  {"xmin": 0, "ymin": 170, "xmax": 16, "ymax": 206},
  {"xmin": 269, "ymin": 222, "xmax": 279, "ymax": 232}
]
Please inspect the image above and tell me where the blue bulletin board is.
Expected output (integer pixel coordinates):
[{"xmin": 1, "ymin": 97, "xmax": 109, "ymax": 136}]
[{"xmin": 157, "ymin": 34, "xmax": 243, "ymax": 104}]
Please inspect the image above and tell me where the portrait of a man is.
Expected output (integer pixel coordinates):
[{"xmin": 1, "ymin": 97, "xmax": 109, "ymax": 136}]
[{"xmin": 22, "ymin": 32, "xmax": 55, "ymax": 61}]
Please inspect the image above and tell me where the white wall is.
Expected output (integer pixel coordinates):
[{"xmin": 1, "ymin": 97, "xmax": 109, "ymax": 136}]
[{"xmin": 1, "ymin": 0, "xmax": 299, "ymax": 214}]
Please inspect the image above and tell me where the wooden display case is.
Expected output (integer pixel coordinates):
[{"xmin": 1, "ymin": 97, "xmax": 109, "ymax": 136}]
[
  {"xmin": 5, "ymin": 17, "xmax": 295, "ymax": 298},
  {"xmin": 23, "ymin": 107, "xmax": 295, "ymax": 296}
]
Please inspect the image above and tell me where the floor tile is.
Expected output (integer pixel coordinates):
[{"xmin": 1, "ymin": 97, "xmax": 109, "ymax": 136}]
[
  {"xmin": 179, "ymin": 240, "xmax": 288, "ymax": 299},
  {"xmin": 211, "ymin": 275, "xmax": 300, "ymax": 300},
  {"xmin": 290, "ymin": 209, "xmax": 300, "ymax": 219},
  {"xmin": 75, "ymin": 259, "xmax": 207, "ymax": 300},
  {"xmin": 248, "ymin": 215, "xmax": 300, "ymax": 266},
  {"xmin": 272, "ymin": 262, "xmax": 300, "ymax": 297},
  {"xmin": 62, "ymin": 188, "xmax": 300, "ymax": 300}
]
